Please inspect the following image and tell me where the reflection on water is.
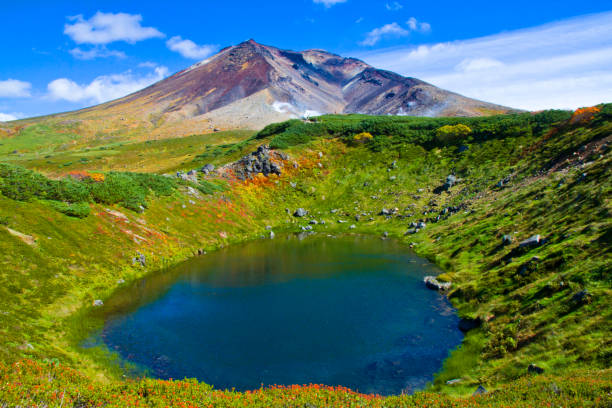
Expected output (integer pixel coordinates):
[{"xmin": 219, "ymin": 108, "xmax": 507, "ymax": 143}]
[{"xmin": 91, "ymin": 234, "xmax": 463, "ymax": 395}]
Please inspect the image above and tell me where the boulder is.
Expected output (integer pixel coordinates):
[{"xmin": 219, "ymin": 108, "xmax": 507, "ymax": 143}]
[
  {"xmin": 502, "ymin": 235, "xmax": 513, "ymax": 245},
  {"xmin": 519, "ymin": 235, "xmax": 542, "ymax": 248},
  {"xmin": 424, "ymin": 276, "xmax": 452, "ymax": 291},
  {"xmin": 473, "ymin": 385, "xmax": 487, "ymax": 396},
  {"xmin": 572, "ymin": 290, "xmax": 592, "ymax": 304},
  {"xmin": 293, "ymin": 208, "xmax": 308, "ymax": 217},
  {"xmin": 93, "ymin": 299, "xmax": 104, "ymax": 307},
  {"xmin": 528, "ymin": 364, "xmax": 545, "ymax": 374},
  {"xmin": 201, "ymin": 164, "xmax": 215, "ymax": 174}
]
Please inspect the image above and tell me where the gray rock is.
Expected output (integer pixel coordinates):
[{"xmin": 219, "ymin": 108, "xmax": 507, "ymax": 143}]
[
  {"xmin": 473, "ymin": 385, "xmax": 487, "ymax": 396},
  {"xmin": 290, "ymin": 182, "xmax": 297, "ymax": 188},
  {"xmin": 201, "ymin": 163, "xmax": 215, "ymax": 174},
  {"xmin": 132, "ymin": 252, "xmax": 146, "ymax": 267},
  {"xmin": 572, "ymin": 290, "xmax": 591, "ymax": 304},
  {"xmin": 519, "ymin": 235, "xmax": 542, "ymax": 248},
  {"xmin": 93, "ymin": 299, "xmax": 104, "ymax": 307},
  {"xmin": 417, "ymin": 222, "xmax": 426, "ymax": 229},
  {"xmin": 424, "ymin": 276, "xmax": 452, "ymax": 291},
  {"xmin": 446, "ymin": 378, "xmax": 462, "ymax": 385},
  {"xmin": 349, "ymin": 224, "xmax": 356, "ymax": 229},
  {"xmin": 301, "ymin": 225, "xmax": 313, "ymax": 231},
  {"xmin": 265, "ymin": 225, "xmax": 272, "ymax": 230},
  {"xmin": 502, "ymin": 235, "xmax": 513, "ymax": 245},
  {"xmin": 528, "ymin": 364, "xmax": 545, "ymax": 374},
  {"xmin": 389, "ymin": 176, "xmax": 397, "ymax": 181},
  {"xmin": 294, "ymin": 208, "xmax": 308, "ymax": 217},
  {"xmin": 382, "ymin": 231, "xmax": 388, "ymax": 238},
  {"xmin": 309, "ymin": 219, "xmax": 318, "ymax": 225},
  {"xmin": 269, "ymin": 231, "xmax": 275, "ymax": 239}
]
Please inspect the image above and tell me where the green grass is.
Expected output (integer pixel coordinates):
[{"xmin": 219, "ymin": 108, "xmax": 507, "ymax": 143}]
[{"xmin": 0, "ymin": 105, "xmax": 610, "ymax": 406}]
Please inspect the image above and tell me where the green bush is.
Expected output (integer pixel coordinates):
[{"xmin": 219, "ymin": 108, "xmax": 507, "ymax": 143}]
[
  {"xmin": 0, "ymin": 164, "xmax": 176, "ymax": 214},
  {"xmin": 48, "ymin": 201, "xmax": 91, "ymax": 218}
]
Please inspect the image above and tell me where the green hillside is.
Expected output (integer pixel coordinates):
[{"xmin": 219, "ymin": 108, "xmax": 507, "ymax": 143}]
[{"xmin": 0, "ymin": 104, "xmax": 610, "ymax": 406}]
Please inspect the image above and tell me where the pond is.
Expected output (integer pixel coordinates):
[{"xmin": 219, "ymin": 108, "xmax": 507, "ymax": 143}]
[{"xmin": 90, "ymin": 235, "xmax": 462, "ymax": 395}]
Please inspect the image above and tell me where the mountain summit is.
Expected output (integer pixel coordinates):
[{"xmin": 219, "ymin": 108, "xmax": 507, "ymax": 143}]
[{"xmin": 82, "ymin": 40, "xmax": 516, "ymax": 131}]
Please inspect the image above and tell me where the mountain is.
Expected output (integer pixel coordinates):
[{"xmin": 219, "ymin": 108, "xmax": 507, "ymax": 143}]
[{"xmin": 69, "ymin": 40, "xmax": 516, "ymax": 133}]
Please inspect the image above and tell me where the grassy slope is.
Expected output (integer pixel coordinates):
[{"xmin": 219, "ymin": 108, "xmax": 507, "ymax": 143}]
[{"xmin": 0, "ymin": 107, "xmax": 610, "ymax": 406}]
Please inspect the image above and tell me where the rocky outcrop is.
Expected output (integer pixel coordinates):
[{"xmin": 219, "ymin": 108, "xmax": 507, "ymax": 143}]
[
  {"xmin": 424, "ymin": 276, "xmax": 452, "ymax": 291},
  {"xmin": 232, "ymin": 145, "xmax": 284, "ymax": 180}
]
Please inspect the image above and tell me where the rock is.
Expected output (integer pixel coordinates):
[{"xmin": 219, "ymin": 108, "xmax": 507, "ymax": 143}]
[
  {"xmin": 338, "ymin": 220, "xmax": 347, "ymax": 223},
  {"xmin": 502, "ymin": 235, "xmax": 513, "ymax": 245},
  {"xmin": 318, "ymin": 151, "xmax": 323, "ymax": 158},
  {"xmin": 269, "ymin": 231, "xmax": 275, "ymax": 239},
  {"xmin": 446, "ymin": 378, "xmax": 462, "ymax": 385},
  {"xmin": 458, "ymin": 317, "xmax": 481, "ymax": 332},
  {"xmin": 201, "ymin": 164, "xmax": 215, "ymax": 174},
  {"xmin": 93, "ymin": 299, "xmax": 104, "ymax": 307},
  {"xmin": 389, "ymin": 176, "xmax": 397, "ymax": 181},
  {"xmin": 349, "ymin": 224, "xmax": 356, "ymax": 229},
  {"xmin": 301, "ymin": 225, "xmax": 313, "ymax": 231},
  {"xmin": 117, "ymin": 279, "xmax": 125, "ymax": 284},
  {"xmin": 382, "ymin": 231, "xmax": 388, "ymax": 238},
  {"xmin": 519, "ymin": 235, "xmax": 542, "ymax": 248},
  {"xmin": 265, "ymin": 225, "xmax": 272, "ymax": 230},
  {"xmin": 528, "ymin": 364, "xmax": 545, "ymax": 374},
  {"xmin": 330, "ymin": 209, "xmax": 338, "ymax": 214},
  {"xmin": 380, "ymin": 208, "xmax": 391, "ymax": 216},
  {"xmin": 294, "ymin": 208, "xmax": 308, "ymax": 217},
  {"xmin": 233, "ymin": 145, "xmax": 282, "ymax": 180},
  {"xmin": 424, "ymin": 276, "xmax": 452, "ymax": 291},
  {"xmin": 473, "ymin": 385, "xmax": 487, "ymax": 396},
  {"xmin": 417, "ymin": 222, "xmax": 426, "ymax": 229},
  {"xmin": 132, "ymin": 252, "xmax": 146, "ymax": 267},
  {"xmin": 290, "ymin": 182, "xmax": 297, "ymax": 188},
  {"xmin": 572, "ymin": 289, "xmax": 591, "ymax": 304},
  {"xmin": 309, "ymin": 219, "xmax": 318, "ymax": 225},
  {"xmin": 213, "ymin": 127, "xmax": 220, "ymax": 132}
]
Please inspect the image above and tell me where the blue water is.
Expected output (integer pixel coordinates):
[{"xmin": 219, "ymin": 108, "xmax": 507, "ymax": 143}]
[{"xmin": 96, "ymin": 235, "xmax": 462, "ymax": 395}]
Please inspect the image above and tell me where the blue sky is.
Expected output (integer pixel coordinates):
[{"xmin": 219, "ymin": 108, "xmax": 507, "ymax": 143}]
[{"xmin": 1, "ymin": 0, "xmax": 611, "ymax": 121}]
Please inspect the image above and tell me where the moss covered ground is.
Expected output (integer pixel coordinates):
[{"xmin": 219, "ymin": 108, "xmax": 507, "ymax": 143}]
[{"xmin": 0, "ymin": 105, "xmax": 610, "ymax": 406}]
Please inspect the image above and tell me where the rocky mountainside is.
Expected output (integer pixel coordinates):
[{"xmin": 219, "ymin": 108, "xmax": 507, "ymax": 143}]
[{"xmin": 77, "ymin": 40, "xmax": 516, "ymax": 131}]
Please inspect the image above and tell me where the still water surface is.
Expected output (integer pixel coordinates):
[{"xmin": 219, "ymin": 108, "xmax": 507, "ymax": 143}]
[{"xmin": 94, "ymin": 235, "xmax": 462, "ymax": 395}]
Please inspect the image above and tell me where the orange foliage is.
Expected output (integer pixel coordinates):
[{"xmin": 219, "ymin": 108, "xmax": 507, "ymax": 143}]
[
  {"xmin": 67, "ymin": 171, "xmax": 105, "ymax": 182},
  {"xmin": 570, "ymin": 106, "xmax": 600, "ymax": 124}
]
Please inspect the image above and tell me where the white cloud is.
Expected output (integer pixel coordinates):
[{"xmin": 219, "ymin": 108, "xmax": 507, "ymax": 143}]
[
  {"xmin": 0, "ymin": 113, "xmax": 18, "ymax": 122},
  {"xmin": 386, "ymin": 2, "xmax": 403, "ymax": 11},
  {"xmin": 360, "ymin": 23, "xmax": 409, "ymax": 46},
  {"xmin": 69, "ymin": 46, "xmax": 126, "ymax": 60},
  {"xmin": 357, "ymin": 11, "xmax": 612, "ymax": 110},
  {"xmin": 0, "ymin": 79, "xmax": 32, "ymax": 98},
  {"xmin": 313, "ymin": 0, "xmax": 347, "ymax": 7},
  {"xmin": 407, "ymin": 17, "xmax": 431, "ymax": 33},
  {"xmin": 64, "ymin": 12, "xmax": 164, "ymax": 45},
  {"xmin": 47, "ymin": 65, "xmax": 168, "ymax": 104},
  {"xmin": 166, "ymin": 36, "xmax": 217, "ymax": 60}
]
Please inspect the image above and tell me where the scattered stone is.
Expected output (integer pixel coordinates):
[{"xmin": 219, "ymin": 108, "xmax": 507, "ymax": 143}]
[
  {"xmin": 572, "ymin": 289, "xmax": 592, "ymax": 304},
  {"xmin": 293, "ymin": 208, "xmax": 308, "ymax": 217},
  {"xmin": 269, "ymin": 231, "xmax": 275, "ymax": 239},
  {"xmin": 473, "ymin": 385, "xmax": 487, "ymax": 396},
  {"xmin": 177, "ymin": 171, "xmax": 198, "ymax": 183},
  {"xmin": 132, "ymin": 252, "xmax": 146, "ymax": 267},
  {"xmin": 117, "ymin": 279, "xmax": 125, "ymax": 284},
  {"xmin": 301, "ymin": 225, "xmax": 313, "ymax": 231},
  {"xmin": 338, "ymin": 220, "xmax": 347, "ymax": 223},
  {"xmin": 201, "ymin": 164, "xmax": 215, "ymax": 174},
  {"xmin": 318, "ymin": 151, "xmax": 323, "ymax": 158},
  {"xmin": 446, "ymin": 378, "xmax": 462, "ymax": 385},
  {"xmin": 519, "ymin": 235, "xmax": 543, "ymax": 248},
  {"xmin": 265, "ymin": 225, "xmax": 272, "ymax": 230},
  {"xmin": 528, "ymin": 364, "xmax": 545, "ymax": 374},
  {"xmin": 382, "ymin": 231, "xmax": 388, "ymax": 238},
  {"xmin": 424, "ymin": 276, "xmax": 452, "ymax": 291},
  {"xmin": 502, "ymin": 235, "xmax": 513, "ymax": 246},
  {"xmin": 389, "ymin": 176, "xmax": 397, "ymax": 181},
  {"xmin": 349, "ymin": 224, "xmax": 356, "ymax": 229},
  {"xmin": 233, "ymin": 145, "xmax": 282, "ymax": 180},
  {"xmin": 309, "ymin": 219, "xmax": 318, "ymax": 225},
  {"xmin": 93, "ymin": 299, "xmax": 104, "ymax": 307}
]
